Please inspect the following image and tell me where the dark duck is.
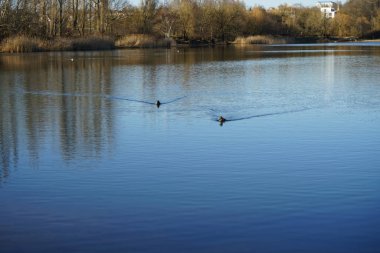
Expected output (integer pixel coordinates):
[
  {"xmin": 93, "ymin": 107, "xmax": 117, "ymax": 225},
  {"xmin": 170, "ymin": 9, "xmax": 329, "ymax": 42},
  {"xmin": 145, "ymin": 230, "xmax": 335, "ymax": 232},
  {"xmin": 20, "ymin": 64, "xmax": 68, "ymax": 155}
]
[{"xmin": 218, "ymin": 116, "xmax": 226, "ymax": 125}]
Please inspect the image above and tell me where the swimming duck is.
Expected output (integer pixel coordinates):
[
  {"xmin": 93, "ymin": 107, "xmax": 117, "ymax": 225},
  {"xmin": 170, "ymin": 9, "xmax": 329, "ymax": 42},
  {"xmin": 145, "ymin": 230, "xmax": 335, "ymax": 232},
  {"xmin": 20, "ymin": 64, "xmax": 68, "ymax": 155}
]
[{"xmin": 218, "ymin": 116, "xmax": 226, "ymax": 123}]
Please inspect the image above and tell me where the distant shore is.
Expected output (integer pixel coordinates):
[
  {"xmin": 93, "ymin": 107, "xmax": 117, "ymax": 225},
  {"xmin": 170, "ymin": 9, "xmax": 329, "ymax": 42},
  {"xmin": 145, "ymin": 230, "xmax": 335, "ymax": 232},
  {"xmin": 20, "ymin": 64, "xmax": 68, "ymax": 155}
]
[{"xmin": 1, "ymin": 34, "xmax": 379, "ymax": 54}]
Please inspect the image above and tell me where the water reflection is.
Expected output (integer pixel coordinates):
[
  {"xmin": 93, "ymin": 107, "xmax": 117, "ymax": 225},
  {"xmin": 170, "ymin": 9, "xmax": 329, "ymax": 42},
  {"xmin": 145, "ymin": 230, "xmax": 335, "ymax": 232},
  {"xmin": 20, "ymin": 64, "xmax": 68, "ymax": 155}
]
[
  {"xmin": 0, "ymin": 53, "xmax": 115, "ymax": 180},
  {"xmin": 0, "ymin": 90, "xmax": 19, "ymax": 181},
  {"xmin": 1, "ymin": 43, "xmax": 380, "ymax": 253},
  {"xmin": 3, "ymin": 44, "xmax": 379, "ymax": 71},
  {"xmin": 1, "ymin": 43, "xmax": 380, "ymax": 182}
]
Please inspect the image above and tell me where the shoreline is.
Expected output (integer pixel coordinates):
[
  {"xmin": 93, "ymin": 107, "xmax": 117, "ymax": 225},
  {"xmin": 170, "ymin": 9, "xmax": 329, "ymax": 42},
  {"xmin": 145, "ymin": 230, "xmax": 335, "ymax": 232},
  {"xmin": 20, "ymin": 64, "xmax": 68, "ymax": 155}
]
[
  {"xmin": 1, "ymin": 36, "xmax": 379, "ymax": 54},
  {"xmin": 360, "ymin": 39, "xmax": 380, "ymax": 42}
]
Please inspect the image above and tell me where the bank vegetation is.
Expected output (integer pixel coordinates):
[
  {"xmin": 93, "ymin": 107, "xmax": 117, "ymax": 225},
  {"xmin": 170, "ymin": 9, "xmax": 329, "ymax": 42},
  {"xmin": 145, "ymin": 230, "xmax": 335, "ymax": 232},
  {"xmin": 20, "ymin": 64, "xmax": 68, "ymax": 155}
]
[{"xmin": 0, "ymin": 0, "xmax": 379, "ymax": 52}]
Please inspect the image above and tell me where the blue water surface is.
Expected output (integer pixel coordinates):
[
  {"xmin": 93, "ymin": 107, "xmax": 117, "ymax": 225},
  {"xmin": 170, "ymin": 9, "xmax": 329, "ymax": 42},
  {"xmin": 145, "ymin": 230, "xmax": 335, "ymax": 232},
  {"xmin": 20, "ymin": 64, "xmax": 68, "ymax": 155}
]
[{"xmin": 1, "ymin": 43, "xmax": 380, "ymax": 253}]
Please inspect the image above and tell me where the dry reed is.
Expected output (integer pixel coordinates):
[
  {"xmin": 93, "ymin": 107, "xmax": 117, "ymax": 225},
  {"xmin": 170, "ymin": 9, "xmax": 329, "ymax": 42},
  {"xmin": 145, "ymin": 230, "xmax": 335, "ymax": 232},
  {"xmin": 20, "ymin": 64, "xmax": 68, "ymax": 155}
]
[
  {"xmin": 234, "ymin": 35, "xmax": 287, "ymax": 45},
  {"xmin": 0, "ymin": 36, "xmax": 45, "ymax": 53},
  {"xmin": 1, "ymin": 35, "xmax": 115, "ymax": 53},
  {"xmin": 116, "ymin": 34, "xmax": 175, "ymax": 48}
]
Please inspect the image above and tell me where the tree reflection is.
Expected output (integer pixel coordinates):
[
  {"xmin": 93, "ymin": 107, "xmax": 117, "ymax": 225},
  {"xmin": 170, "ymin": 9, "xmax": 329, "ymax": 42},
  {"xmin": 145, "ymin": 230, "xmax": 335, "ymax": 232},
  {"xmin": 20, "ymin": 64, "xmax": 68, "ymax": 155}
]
[
  {"xmin": 0, "ymin": 69, "xmax": 24, "ymax": 181},
  {"xmin": 1, "ymin": 46, "xmax": 379, "ymax": 181},
  {"xmin": 0, "ymin": 53, "xmax": 114, "ymax": 180}
]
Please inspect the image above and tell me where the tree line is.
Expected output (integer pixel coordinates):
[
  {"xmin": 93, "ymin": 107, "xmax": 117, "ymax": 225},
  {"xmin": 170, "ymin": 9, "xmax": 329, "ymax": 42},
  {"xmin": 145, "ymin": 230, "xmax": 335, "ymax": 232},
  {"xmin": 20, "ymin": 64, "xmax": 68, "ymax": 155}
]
[{"xmin": 1, "ymin": 0, "xmax": 380, "ymax": 42}]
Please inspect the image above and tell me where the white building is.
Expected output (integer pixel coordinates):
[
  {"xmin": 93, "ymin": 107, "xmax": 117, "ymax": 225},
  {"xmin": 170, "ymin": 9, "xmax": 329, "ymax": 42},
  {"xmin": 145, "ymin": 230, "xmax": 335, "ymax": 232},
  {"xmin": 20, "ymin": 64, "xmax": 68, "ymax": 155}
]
[{"xmin": 316, "ymin": 1, "xmax": 338, "ymax": 18}]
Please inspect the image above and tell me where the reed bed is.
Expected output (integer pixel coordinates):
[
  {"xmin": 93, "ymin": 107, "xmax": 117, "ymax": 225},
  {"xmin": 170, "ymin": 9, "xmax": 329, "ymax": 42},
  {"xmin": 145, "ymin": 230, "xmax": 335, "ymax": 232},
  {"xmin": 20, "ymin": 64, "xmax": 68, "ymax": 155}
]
[
  {"xmin": 0, "ymin": 36, "xmax": 45, "ymax": 53},
  {"xmin": 116, "ymin": 34, "xmax": 175, "ymax": 48},
  {"xmin": 1, "ymin": 35, "xmax": 115, "ymax": 53},
  {"xmin": 234, "ymin": 35, "xmax": 287, "ymax": 45}
]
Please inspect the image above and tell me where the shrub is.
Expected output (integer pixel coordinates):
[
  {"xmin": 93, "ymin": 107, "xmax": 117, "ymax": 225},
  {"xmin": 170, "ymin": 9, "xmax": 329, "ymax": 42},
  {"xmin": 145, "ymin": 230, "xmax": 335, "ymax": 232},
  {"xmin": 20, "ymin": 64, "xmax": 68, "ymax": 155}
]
[
  {"xmin": 70, "ymin": 36, "xmax": 115, "ymax": 51},
  {"xmin": 116, "ymin": 34, "xmax": 157, "ymax": 48},
  {"xmin": 156, "ymin": 37, "xmax": 176, "ymax": 48}
]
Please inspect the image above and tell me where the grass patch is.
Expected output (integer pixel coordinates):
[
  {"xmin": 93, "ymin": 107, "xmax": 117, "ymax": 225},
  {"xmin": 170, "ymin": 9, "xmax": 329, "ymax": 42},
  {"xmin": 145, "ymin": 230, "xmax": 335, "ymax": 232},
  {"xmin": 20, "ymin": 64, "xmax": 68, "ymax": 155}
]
[{"xmin": 234, "ymin": 35, "xmax": 288, "ymax": 45}]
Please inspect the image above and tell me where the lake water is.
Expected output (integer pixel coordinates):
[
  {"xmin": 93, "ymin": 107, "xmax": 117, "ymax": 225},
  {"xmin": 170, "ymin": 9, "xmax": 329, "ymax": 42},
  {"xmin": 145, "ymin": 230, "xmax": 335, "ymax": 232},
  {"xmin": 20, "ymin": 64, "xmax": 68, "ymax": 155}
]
[{"xmin": 1, "ymin": 43, "xmax": 380, "ymax": 253}]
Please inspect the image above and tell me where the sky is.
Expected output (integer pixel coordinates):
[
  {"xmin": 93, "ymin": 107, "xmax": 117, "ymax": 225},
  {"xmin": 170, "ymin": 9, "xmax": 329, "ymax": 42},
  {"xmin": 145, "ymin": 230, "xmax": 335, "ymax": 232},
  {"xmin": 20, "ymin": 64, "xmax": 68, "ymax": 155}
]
[
  {"xmin": 227, "ymin": 0, "xmax": 345, "ymax": 8},
  {"xmin": 244, "ymin": 0, "xmax": 320, "ymax": 8},
  {"xmin": 128, "ymin": 0, "xmax": 345, "ymax": 8}
]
